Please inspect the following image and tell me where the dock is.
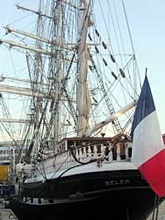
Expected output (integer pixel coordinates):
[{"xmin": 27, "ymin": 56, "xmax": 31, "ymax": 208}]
[
  {"xmin": 0, "ymin": 208, "xmax": 18, "ymax": 220},
  {"xmin": 0, "ymin": 197, "xmax": 18, "ymax": 220},
  {"xmin": 147, "ymin": 200, "xmax": 165, "ymax": 219}
]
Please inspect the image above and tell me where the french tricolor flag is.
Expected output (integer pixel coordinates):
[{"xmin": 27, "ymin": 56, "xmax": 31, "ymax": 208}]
[{"xmin": 131, "ymin": 75, "xmax": 165, "ymax": 197}]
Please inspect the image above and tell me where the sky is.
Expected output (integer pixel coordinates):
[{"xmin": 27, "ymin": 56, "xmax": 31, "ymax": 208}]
[
  {"xmin": 0, "ymin": 0, "xmax": 165, "ymax": 134},
  {"xmin": 126, "ymin": 1, "xmax": 165, "ymax": 134}
]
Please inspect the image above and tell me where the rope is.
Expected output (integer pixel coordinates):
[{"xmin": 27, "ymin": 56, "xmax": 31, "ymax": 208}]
[{"xmin": 151, "ymin": 195, "xmax": 160, "ymax": 220}]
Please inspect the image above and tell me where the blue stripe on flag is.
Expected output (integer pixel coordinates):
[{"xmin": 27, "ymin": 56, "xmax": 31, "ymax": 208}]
[{"xmin": 130, "ymin": 75, "xmax": 155, "ymax": 139}]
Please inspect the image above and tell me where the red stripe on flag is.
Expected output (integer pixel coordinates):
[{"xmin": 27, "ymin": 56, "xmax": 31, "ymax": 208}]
[{"xmin": 139, "ymin": 148, "xmax": 165, "ymax": 197}]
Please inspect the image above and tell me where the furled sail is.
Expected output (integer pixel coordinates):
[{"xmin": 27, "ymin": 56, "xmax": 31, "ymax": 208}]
[{"xmin": 76, "ymin": 0, "xmax": 92, "ymax": 136}]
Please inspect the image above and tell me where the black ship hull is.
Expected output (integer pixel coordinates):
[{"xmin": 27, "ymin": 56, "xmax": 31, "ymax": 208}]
[
  {"xmin": 7, "ymin": 168, "xmax": 164, "ymax": 220},
  {"xmin": 8, "ymin": 191, "xmax": 161, "ymax": 220}
]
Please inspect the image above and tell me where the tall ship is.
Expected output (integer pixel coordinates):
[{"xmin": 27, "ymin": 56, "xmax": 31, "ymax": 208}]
[{"xmin": 0, "ymin": 0, "xmax": 164, "ymax": 220}]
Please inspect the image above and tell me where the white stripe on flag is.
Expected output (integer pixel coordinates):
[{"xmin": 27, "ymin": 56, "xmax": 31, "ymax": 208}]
[{"xmin": 132, "ymin": 111, "xmax": 164, "ymax": 167}]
